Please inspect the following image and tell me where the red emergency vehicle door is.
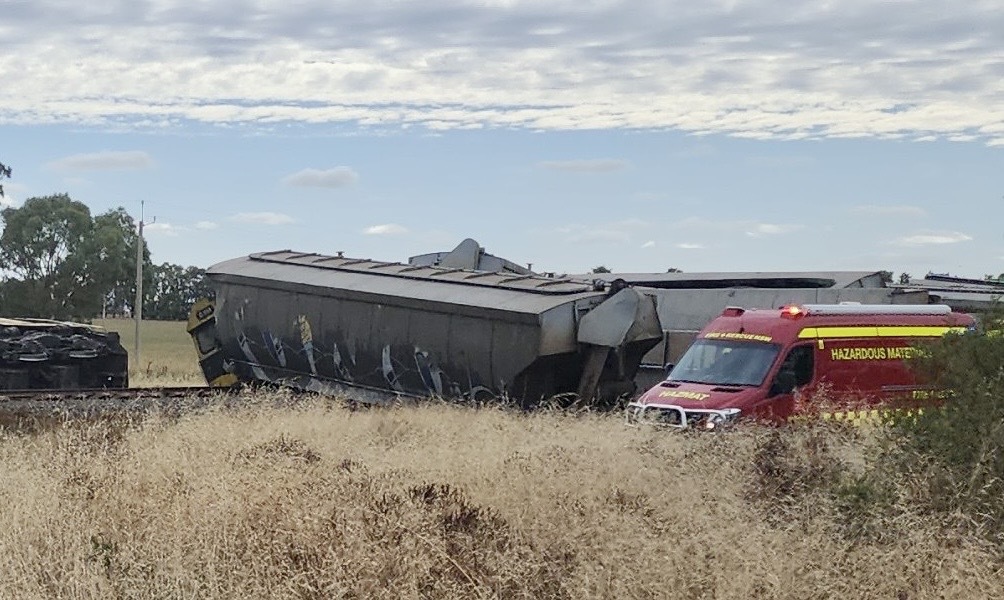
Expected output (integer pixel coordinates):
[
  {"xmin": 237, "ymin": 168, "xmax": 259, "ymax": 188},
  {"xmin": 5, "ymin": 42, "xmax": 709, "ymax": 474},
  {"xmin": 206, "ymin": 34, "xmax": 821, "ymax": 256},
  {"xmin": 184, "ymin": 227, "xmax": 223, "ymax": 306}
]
[{"xmin": 749, "ymin": 343, "xmax": 815, "ymax": 422}]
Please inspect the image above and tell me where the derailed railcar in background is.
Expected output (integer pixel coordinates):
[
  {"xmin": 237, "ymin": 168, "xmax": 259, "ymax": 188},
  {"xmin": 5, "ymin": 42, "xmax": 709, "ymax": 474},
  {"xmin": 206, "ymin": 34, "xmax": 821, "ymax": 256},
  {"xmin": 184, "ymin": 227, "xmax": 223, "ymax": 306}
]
[
  {"xmin": 0, "ymin": 318, "xmax": 129, "ymax": 390},
  {"xmin": 190, "ymin": 250, "xmax": 663, "ymax": 406},
  {"xmin": 584, "ymin": 270, "xmax": 934, "ymax": 370}
]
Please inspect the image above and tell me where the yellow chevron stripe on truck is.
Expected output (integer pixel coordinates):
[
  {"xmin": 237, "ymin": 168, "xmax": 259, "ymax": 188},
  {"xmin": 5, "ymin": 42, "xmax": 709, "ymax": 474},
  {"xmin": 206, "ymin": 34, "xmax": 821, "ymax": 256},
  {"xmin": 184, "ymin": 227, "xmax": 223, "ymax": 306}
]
[
  {"xmin": 790, "ymin": 407, "xmax": 927, "ymax": 426},
  {"xmin": 797, "ymin": 326, "xmax": 967, "ymax": 339}
]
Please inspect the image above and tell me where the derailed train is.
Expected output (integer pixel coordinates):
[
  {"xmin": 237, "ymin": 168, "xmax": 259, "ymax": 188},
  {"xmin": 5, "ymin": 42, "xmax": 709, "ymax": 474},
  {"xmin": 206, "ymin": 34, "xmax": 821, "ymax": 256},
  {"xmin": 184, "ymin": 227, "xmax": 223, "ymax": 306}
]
[
  {"xmin": 0, "ymin": 318, "xmax": 129, "ymax": 390},
  {"xmin": 188, "ymin": 249, "xmax": 663, "ymax": 406}
]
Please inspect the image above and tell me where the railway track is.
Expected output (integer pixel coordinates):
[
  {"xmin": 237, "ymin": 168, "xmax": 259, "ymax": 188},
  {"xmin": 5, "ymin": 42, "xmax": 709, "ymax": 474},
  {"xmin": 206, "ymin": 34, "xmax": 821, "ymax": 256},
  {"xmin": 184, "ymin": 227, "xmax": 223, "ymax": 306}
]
[
  {"xmin": 0, "ymin": 386, "xmax": 237, "ymax": 427},
  {"xmin": 0, "ymin": 375, "xmax": 588, "ymax": 433},
  {"xmin": 0, "ymin": 380, "xmax": 419, "ymax": 430},
  {"xmin": 0, "ymin": 386, "xmax": 221, "ymax": 403}
]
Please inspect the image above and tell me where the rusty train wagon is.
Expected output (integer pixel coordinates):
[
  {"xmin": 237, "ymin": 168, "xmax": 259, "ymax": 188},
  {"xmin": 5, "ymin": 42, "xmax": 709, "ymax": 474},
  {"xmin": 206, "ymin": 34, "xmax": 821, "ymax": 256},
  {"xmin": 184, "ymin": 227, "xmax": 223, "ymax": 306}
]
[{"xmin": 197, "ymin": 250, "xmax": 662, "ymax": 406}]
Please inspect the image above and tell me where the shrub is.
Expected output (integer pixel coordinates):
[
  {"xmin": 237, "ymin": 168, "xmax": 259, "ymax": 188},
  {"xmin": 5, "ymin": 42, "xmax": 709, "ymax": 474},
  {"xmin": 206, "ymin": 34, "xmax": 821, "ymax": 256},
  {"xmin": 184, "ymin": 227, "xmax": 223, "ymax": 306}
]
[{"xmin": 894, "ymin": 313, "xmax": 1004, "ymax": 543}]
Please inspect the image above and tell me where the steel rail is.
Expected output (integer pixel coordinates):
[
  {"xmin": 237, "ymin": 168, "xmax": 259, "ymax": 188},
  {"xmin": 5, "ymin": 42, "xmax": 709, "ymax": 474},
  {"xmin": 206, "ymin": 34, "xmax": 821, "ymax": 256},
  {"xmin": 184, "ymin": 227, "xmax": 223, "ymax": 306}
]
[
  {"xmin": 0, "ymin": 381, "xmax": 414, "ymax": 425},
  {"xmin": 0, "ymin": 386, "xmax": 221, "ymax": 403}
]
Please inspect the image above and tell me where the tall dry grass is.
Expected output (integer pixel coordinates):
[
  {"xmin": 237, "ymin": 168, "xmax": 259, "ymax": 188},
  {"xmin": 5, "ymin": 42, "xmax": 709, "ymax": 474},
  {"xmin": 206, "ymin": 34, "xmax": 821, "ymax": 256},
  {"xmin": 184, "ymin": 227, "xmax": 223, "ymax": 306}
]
[{"xmin": 1, "ymin": 394, "xmax": 1001, "ymax": 599}]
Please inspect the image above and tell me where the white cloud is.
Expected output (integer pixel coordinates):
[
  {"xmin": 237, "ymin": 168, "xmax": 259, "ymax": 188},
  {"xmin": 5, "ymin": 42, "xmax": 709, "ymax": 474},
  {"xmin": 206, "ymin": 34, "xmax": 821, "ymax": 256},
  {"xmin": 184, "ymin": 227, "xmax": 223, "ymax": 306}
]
[
  {"xmin": 893, "ymin": 231, "xmax": 973, "ymax": 246},
  {"xmin": 195, "ymin": 220, "xmax": 218, "ymax": 230},
  {"xmin": 745, "ymin": 223, "xmax": 803, "ymax": 237},
  {"xmin": 538, "ymin": 159, "xmax": 629, "ymax": 173},
  {"xmin": 47, "ymin": 151, "xmax": 153, "ymax": 171},
  {"xmin": 363, "ymin": 223, "xmax": 407, "ymax": 235},
  {"xmin": 230, "ymin": 212, "xmax": 295, "ymax": 225},
  {"xmin": 283, "ymin": 166, "xmax": 359, "ymax": 188},
  {"xmin": 0, "ymin": 182, "xmax": 27, "ymax": 208},
  {"xmin": 641, "ymin": 240, "xmax": 655, "ymax": 248},
  {"xmin": 675, "ymin": 242, "xmax": 705, "ymax": 249},
  {"xmin": 1, "ymin": 2, "xmax": 1002, "ymax": 144},
  {"xmin": 850, "ymin": 205, "xmax": 927, "ymax": 218},
  {"xmin": 144, "ymin": 222, "xmax": 179, "ymax": 236}
]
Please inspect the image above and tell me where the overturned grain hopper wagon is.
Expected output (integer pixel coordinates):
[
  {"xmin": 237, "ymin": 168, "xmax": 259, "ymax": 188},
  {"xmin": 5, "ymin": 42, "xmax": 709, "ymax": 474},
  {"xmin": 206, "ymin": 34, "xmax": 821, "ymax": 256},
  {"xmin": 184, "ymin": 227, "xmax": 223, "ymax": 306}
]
[
  {"xmin": 0, "ymin": 318, "xmax": 129, "ymax": 390},
  {"xmin": 191, "ymin": 250, "xmax": 663, "ymax": 406}
]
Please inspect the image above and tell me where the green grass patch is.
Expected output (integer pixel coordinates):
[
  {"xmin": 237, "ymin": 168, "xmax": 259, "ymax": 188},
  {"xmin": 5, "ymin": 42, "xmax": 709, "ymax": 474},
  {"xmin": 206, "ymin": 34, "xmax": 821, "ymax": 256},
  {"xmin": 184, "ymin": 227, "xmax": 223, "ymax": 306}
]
[{"xmin": 94, "ymin": 318, "xmax": 202, "ymax": 386}]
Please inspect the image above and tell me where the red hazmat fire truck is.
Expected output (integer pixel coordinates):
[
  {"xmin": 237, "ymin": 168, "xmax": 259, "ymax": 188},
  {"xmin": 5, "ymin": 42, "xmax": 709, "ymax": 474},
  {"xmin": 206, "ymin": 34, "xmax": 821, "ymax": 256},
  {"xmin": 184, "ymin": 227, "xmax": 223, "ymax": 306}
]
[{"xmin": 626, "ymin": 303, "xmax": 976, "ymax": 429}]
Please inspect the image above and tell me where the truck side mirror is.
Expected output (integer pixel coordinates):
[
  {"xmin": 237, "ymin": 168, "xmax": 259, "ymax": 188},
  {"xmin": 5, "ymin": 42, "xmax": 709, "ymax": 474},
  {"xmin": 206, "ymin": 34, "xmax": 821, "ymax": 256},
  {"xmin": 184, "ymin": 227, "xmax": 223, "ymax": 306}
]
[
  {"xmin": 770, "ymin": 370, "xmax": 797, "ymax": 397},
  {"xmin": 663, "ymin": 363, "xmax": 675, "ymax": 378}
]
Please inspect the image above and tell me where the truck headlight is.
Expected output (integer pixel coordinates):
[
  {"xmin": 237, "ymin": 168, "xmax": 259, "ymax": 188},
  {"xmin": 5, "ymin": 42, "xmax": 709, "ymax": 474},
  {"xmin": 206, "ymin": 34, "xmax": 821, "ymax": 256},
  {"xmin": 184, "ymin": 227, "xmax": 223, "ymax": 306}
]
[{"xmin": 704, "ymin": 409, "xmax": 741, "ymax": 430}]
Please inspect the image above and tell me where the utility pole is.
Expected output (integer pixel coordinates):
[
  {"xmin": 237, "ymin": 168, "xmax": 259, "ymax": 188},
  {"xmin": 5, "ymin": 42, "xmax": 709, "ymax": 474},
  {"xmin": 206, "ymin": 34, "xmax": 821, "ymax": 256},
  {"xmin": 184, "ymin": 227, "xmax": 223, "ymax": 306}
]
[{"xmin": 134, "ymin": 201, "xmax": 151, "ymax": 368}]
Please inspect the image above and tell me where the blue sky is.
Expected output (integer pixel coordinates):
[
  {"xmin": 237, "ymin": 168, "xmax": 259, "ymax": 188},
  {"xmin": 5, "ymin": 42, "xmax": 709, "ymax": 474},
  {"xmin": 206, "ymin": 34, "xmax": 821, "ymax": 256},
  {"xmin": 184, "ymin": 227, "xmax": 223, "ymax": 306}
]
[{"xmin": 1, "ymin": 0, "xmax": 1002, "ymax": 278}]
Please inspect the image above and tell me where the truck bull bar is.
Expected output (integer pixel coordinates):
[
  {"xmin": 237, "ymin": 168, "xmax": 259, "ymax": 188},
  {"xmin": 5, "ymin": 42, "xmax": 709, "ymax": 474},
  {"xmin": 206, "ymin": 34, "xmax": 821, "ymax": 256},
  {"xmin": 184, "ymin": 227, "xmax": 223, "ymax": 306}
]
[{"xmin": 625, "ymin": 402, "xmax": 741, "ymax": 430}]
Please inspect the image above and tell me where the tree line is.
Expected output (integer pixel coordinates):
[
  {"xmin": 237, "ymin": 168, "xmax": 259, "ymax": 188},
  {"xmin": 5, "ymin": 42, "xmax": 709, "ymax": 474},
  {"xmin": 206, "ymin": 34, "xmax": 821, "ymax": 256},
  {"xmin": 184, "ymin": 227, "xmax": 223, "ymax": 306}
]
[{"xmin": 0, "ymin": 165, "xmax": 210, "ymax": 321}]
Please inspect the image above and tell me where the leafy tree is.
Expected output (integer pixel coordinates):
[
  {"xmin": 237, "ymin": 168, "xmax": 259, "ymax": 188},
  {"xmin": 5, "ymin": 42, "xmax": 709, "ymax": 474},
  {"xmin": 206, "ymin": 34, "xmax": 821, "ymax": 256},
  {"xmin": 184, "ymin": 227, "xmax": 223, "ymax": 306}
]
[
  {"xmin": 146, "ymin": 263, "xmax": 211, "ymax": 320},
  {"xmin": 88, "ymin": 208, "xmax": 154, "ymax": 317},
  {"xmin": 878, "ymin": 270, "xmax": 893, "ymax": 284},
  {"xmin": 591, "ymin": 265, "xmax": 611, "ymax": 273},
  {"xmin": 186, "ymin": 266, "xmax": 214, "ymax": 304},
  {"xmin": 666, "ymin": 267, "xmax": 683, "ymax": 273},
  {"xmin": 898, "ymin": 272, "xmax": 911, "ymax": 285},
  {"xmin": 0, "ymin": 194, "xmax": 211, "ymax": 320},
  {"xmin": 0, "ymin": 161, "xmax": 9, "ymax": 197},
  {"xmin": 0, "ymin": 195, "xmax": 151, "ymax": 319},
  {"xmin": 0, "ymin": 194, "xmax": 93, "ymax": 317},
  {"xmin": 1, "ymin": 194, "xmax": 91, "ymax": 280}
]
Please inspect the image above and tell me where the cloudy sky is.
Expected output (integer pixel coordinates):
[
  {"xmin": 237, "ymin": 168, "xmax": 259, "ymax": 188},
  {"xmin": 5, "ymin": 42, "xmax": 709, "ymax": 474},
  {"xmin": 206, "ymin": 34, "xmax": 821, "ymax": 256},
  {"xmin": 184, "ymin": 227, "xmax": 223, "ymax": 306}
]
[{"xmin": 1, "ymin": 0, "xmax": 1002, "ymax": 277}]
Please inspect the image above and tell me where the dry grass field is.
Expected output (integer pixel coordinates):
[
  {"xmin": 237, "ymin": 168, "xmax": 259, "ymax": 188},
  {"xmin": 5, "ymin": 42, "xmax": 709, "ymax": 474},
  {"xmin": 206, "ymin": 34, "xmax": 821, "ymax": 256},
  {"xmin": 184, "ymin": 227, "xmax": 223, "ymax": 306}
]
[{"xmin": 1, "ymin": 322, "xmax": 1003, "ymax": 598}]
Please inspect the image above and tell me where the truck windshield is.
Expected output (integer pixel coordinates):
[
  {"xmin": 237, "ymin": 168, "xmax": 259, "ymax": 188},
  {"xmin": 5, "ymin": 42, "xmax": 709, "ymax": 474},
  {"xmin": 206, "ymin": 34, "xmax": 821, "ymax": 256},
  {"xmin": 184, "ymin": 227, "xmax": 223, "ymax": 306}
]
[{"xmin": 668, "ymin": 339, "xmax": 781, "ymax": 387}]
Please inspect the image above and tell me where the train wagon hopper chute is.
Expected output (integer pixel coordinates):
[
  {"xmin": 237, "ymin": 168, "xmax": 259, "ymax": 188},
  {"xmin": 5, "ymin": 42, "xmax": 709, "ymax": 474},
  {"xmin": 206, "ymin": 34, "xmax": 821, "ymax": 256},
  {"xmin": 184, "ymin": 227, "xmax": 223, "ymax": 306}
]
[
  {"xmin": 576, "ymin": 283, "xmax": 663, "ymax": 401},
  {"xmin": 190, "ymin": 249, "xmax": 663, "ymax": 406},
  {"xmin": 0, "ymin": 318, "xmax": 128, "ymax": 391}
]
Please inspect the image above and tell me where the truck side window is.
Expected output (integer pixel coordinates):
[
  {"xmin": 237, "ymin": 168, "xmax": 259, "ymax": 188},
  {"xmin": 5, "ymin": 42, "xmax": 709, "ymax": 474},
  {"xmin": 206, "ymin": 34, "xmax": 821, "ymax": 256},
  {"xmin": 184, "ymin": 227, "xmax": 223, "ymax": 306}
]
[{"xmin": 779, "ymin": 345, "xmax": 814, "ymax": 387}]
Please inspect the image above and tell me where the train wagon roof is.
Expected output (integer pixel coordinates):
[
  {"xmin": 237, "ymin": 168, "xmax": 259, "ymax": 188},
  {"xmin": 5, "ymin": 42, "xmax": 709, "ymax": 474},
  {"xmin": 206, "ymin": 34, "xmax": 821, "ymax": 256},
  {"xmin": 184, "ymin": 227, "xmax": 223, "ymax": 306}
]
[
  {"xmin": 207, "ymin": 250, "xmax": 607, "ymax": 316},
  {"xmin": 580, "ymin": 271, "xmax": 887, "ymax": 289},
  {"xmin": 891, "ymin": 274, "xmax": 1004, "ymax": 312}
]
